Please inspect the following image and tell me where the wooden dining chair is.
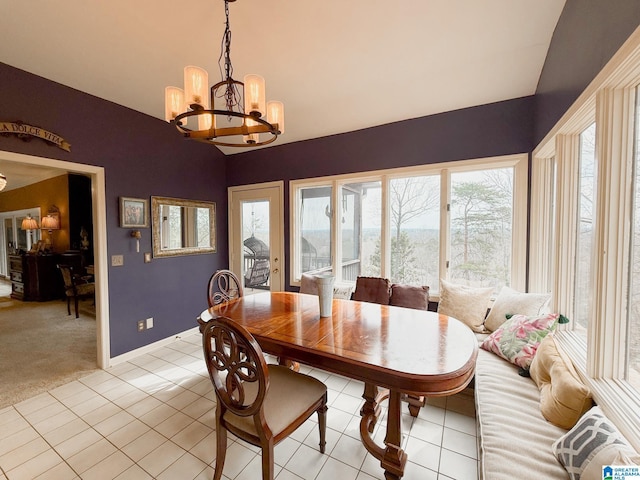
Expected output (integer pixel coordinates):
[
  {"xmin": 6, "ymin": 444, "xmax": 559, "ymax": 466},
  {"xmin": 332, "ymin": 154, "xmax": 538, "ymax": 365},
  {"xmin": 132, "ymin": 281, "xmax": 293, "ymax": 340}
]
[
  {"xmin": 57, "ymin": 264, "xmax": 95, "ymax": 318},
  {"xmin": 201, "ymin": 316, "xmax": 328, "ymax": 480},
  {"xmin": 207, "ymin": 269, "xmax": 243, "ymax": 308}
]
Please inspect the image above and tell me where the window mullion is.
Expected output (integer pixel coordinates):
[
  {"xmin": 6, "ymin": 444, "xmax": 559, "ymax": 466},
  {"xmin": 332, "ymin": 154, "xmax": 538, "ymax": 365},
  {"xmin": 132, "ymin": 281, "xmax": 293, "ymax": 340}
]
[
  {"xmin": 590, "ymin": 87, "xmax": 636, "ymax": 379},
  {"xmin": 511, "ymin": 157, "xmax": 529, "ymax": 292},
  {"xmin": 528, "ymin": 157, "xmax": 555, "ymax": 293},
  {"xmin": 332, "ymin": 181, "xmax": 341, "ymax": 282},
  {"xmin": 552, "ymin": 134, "xmax": 580, "ymax": 320},
  {"xmin": 381, "ymin": 175, "xmax": 391, "ymax": 278},
  {"xmin": 440, "ymin": 169, "xmax": 450, "ymax": 289}
]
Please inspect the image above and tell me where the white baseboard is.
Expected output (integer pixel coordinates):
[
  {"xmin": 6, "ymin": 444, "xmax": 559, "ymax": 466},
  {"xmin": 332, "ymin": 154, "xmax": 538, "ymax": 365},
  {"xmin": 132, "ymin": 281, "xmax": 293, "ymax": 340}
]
[{"xmin": 107, "ymin": 326, "xmax": 201, "ymax": 368}]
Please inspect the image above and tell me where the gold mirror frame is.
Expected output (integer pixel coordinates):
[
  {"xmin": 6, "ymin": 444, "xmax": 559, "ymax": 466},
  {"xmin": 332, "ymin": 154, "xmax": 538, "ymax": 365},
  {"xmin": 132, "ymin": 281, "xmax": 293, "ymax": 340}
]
[{"xmin": 151, "ymin": 196, "xmax": 216, "ymax": 258}]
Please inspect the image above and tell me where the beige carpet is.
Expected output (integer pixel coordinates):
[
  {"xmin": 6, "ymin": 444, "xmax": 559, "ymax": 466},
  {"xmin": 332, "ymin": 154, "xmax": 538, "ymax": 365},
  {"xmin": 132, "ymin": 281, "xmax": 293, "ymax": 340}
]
[{"xmin": 0, "ymin": 293, "xmax": 97, "ymax": 409}]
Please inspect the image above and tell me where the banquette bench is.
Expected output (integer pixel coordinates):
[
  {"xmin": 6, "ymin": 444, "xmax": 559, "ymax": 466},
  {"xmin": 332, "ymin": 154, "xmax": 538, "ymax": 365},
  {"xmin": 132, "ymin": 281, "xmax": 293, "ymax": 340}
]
[{"xmin": 300, "ymin": 274, "xmax": 640, "ymax": 478}]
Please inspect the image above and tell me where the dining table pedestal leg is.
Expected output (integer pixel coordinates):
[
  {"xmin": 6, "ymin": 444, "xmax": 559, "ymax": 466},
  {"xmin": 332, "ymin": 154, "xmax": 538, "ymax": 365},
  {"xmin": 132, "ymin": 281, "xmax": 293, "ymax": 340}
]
[{"xmin": 360, "ymin": 384, "xmax": 407, "ymax": 479}]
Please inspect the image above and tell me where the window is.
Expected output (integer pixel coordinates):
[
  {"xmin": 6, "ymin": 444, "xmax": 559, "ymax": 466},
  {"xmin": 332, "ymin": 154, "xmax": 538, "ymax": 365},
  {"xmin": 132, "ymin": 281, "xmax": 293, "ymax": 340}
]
[
  {"xmin": 291, "ymin": 155, "xmax": 527, "ymax": 292},
  {"xmin": 344, "ymin": 181, "xmax": 381, "ymax": 281},
  {"xmin": 574, "ymin": 123, "xmax": 596, "ymax": 331},
  {"xmin": 530, "ymin": 33, "xmax": 640, "ymax": 449},
  {"xmin": 449, "ymin": 168, "xmax": 513, "ymax": 290},
  {"xmin": 388, "ymin": 176, "xmax": 440, "ymax": 287},
  {"xmin": 627, "ymin": 90, "xmax": 640, "ymax": 390},
  {"xmin": 297, "ymin": 185, "xmax": 332, "ymax": 275}
]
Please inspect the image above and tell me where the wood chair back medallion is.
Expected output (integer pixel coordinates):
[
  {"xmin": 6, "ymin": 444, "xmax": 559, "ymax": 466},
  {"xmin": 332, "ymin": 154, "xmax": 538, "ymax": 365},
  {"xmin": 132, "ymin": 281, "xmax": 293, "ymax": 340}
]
[
  {"xmin": 207, "ymin": 269, "xmax": 244, "ymax": 308},
  {"xmin": 204, "ymin": 317, "xmax": 268, "ymax": 417},
  {"xmin": 201, "ymin": 316, "xmax": 328, "ymax": 480}
]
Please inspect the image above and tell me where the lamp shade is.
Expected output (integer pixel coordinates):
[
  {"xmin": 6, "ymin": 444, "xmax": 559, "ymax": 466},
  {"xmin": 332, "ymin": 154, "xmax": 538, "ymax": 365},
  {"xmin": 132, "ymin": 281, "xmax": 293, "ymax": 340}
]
[
  {"xmin": 164, "ymin": 86, "xmax": 185, "ymax": 123},
  {"xmin": 267, "ymin": 101, "xmax": 285, "ymax": 134},
  {"xmin": 198, "ymin": 112, "xmax": 214, "ymax": 131},
  {"xmin": 184, "ymin": 66, "xmax": 209, "ymax": 108},
  {"xmin": 244, "ymin": 74, "xmax": 266, "ymax": 117},
  {"xmin": 0, "ymin": 173, "xmax": 6, "ymax": 191},
  {"xmin": 21, "ymin": 216, "xmax": 38, "ymax": 230},
  {"xmin": 41, "ymin": 215, "xmax": 59, "ymax": 230},
  {"xmin": 243, "ymin": 117, "xmax": 259, "ymax": 145}
]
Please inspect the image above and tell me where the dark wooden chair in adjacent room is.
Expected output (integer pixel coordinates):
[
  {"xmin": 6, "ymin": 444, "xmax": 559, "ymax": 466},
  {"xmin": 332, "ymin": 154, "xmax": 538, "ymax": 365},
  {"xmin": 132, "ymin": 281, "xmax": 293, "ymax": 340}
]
[
  {"xmin": 57, "ymin": 264, "xmax": 95, "ymax": 318},
  {"xmin": 201, "ymin": 316, "xmax": 328, "ymax": 480}
]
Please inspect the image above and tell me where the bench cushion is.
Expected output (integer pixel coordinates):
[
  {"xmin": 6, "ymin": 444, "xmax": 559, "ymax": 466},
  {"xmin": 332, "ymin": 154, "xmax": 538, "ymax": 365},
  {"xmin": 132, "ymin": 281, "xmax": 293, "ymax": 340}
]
[{"xmin": 475, "ymin": 349, "xmax": 569, "ymax": 479}]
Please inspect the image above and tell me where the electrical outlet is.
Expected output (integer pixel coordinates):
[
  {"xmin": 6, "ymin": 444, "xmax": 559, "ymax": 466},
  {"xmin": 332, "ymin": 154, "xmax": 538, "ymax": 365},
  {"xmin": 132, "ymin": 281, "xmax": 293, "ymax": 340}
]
[
  {"xmin": 146, "ymin": 317, "xmax": 153, "ymax": 329},
  {"xmin": 112, "ymin": 255, "xmax": 124, "ymax": 266},
  {"xmin": 137, "ymin": 320, "xmax": 145, "ymax": 332}
]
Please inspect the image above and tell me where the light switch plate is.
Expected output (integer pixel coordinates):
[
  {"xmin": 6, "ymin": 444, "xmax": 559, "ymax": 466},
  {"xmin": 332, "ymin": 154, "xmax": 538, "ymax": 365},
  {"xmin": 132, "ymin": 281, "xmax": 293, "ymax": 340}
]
[
  {"xmin": 112, "ymin": 254, "xmax": 124, "ymax": 266},
  {"xmin": 144, "ymin": 252, "xmax": 151, "ymax": 263}
]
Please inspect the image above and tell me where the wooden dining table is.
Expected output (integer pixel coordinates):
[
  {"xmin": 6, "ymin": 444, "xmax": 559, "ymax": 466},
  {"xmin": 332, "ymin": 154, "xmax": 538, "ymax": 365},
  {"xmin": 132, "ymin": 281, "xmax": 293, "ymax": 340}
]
[{"xmin": 199, "ymin": 291, "xmax": 478, "ymax": 480}]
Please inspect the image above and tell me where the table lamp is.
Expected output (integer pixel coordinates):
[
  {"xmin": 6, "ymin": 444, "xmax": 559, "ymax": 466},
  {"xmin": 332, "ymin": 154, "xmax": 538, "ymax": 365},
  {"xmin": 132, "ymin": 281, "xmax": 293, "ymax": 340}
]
[
  {"xmin": 21, "ymin": 215, "xmax": 39, "ymax": 249},
  {"xmin": 41, "ymin": 214, "xmax": 60, "ymax": 251}
]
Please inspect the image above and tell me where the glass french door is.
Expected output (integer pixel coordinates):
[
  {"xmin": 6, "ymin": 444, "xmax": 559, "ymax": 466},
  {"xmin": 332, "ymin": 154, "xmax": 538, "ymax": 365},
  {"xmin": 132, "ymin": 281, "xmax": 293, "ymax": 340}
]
[{"xmin": 229, "ymin": 182, "xmax": 284, "ymax": 293}]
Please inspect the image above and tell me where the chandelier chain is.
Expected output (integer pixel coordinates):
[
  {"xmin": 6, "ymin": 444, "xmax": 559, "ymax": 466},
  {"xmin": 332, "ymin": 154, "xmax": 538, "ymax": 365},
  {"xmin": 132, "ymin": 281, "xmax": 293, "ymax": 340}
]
[{"xmin": 217, "ymin": 0, "xmax": 242, "ymax": 116}]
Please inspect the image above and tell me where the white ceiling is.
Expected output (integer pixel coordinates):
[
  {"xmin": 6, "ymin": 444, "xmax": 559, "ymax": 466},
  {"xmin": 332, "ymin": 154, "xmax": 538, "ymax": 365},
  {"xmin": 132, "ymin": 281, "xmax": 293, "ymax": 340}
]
[{"xmin": 0, "ymin": 0, "xmax": 565, "ymax": 161}]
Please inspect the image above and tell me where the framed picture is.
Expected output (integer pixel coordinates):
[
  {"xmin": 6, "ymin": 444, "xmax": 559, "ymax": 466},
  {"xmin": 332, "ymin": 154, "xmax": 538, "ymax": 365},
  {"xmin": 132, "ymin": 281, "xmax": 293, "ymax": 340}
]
[{"xmin": 120, "ymin": 197, "xmax": 149, "ymax": 228}]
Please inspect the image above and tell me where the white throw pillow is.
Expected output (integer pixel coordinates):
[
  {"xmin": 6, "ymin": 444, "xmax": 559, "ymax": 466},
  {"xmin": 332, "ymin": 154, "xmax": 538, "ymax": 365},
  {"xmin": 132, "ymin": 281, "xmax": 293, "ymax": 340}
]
[
  {"xmin": 483, "ymin": 286, "xmax": 550, "ymax": 332},
  {"xmin": 437, "ymin": 279, "xmax": 492, "ymax": 333}
]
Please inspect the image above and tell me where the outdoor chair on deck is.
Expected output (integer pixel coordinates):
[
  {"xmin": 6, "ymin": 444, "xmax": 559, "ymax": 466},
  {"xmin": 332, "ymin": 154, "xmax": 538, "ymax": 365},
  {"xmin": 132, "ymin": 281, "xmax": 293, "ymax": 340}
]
[
  {"xmin": 207, "ymin": 269, "xmax": 243, "ymax": 308},
  {"xmin": 201, "ymin": 316, "xmax": 327, "ymax": 480},
  {"xmin": 57, "ymin": 264, "xmax": 95, "ymax": 318}
]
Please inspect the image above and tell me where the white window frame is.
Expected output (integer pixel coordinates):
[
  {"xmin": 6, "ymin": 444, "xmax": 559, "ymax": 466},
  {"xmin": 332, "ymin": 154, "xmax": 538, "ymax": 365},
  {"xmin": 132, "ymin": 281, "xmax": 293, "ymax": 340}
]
[
  {"xmin": 290, "ymin": 153, "xmax": 528, "ymax": 294},
  {"xmin": 530, "ymin": 25, "xmax": 640, "ymax": 450}
]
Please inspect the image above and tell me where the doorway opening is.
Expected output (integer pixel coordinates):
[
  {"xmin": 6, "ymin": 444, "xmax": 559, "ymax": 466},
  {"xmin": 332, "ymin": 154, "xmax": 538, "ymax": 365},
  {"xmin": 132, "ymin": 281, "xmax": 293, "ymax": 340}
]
[{"xmin": 0, "ymin": 150, "xmax": 110, "ymax": 373}]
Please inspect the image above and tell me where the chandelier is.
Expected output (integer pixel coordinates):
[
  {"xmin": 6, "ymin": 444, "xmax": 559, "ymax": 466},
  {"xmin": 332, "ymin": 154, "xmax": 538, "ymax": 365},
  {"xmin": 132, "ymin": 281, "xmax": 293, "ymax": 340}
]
[{"xmin": 164, "ymin": 0, "xmax": 284, "ymax": 148}]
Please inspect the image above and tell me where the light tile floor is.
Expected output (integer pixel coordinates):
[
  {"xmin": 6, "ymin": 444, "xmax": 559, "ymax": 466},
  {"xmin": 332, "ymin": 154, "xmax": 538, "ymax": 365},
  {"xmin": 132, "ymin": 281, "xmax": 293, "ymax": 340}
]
[{"xmin": 0, "ymin": 332, "xmax": 478, "ymax": 480}]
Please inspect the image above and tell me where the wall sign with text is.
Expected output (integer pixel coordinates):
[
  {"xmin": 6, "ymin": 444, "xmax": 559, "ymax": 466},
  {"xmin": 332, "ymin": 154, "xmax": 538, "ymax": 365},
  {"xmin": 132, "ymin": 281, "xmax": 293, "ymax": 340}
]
[{"xmin": 0, "ymin": 121, "xmax": 71, "ymax": 152}]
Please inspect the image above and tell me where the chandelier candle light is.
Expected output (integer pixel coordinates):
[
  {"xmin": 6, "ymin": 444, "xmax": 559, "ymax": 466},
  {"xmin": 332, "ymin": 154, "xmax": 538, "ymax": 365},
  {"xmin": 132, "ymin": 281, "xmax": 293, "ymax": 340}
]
[{"xmin": 165, "ymin": 0, "xmax": 284, "ymax": 147}]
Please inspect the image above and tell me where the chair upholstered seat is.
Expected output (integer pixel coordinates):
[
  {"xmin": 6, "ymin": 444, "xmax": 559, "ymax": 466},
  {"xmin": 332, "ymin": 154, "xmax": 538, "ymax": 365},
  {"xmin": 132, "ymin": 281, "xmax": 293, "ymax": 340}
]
[
  {"xmin": 68, "ymin": 283, "xmax": 95, "ymax": 297},
  {"xmin": 224, "ymin": 365, "xmax": 327, "ymax": 437}
]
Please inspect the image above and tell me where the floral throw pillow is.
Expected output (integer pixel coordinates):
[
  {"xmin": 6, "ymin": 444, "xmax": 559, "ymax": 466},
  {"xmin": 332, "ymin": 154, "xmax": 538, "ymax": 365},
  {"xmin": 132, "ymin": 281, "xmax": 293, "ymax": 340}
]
[{"xmin": 480, "ymin": 313, "xmax": 559, "ymax": 369}]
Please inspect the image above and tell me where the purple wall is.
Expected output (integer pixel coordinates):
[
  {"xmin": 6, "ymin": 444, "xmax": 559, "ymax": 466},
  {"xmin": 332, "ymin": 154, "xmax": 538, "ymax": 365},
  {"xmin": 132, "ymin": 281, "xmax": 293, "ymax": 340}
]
[
  {"xmin": 0, "ymin": 63, "xmax": 228, "ymax": 356},
  {"xmin": 226, "ymin": 96, "xmax": 535, "ymax": 290},
  {"xmin": 534, "ymin": 0, "xmax": 640, "ymax": 144},
  {"xmin": 2, "ymin": 1, "xmax": 638, "ymax": 357},
  {"xmin": 226, "ymin": 97, "xmax": 534, "ymax": 186}
]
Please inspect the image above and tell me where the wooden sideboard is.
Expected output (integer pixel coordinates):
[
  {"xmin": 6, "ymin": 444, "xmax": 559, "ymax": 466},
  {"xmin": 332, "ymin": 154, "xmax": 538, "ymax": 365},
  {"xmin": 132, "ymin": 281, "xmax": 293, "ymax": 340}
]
[{"xmin": 9, "ymin": 254, "xmax": 64, "ymax": 301}]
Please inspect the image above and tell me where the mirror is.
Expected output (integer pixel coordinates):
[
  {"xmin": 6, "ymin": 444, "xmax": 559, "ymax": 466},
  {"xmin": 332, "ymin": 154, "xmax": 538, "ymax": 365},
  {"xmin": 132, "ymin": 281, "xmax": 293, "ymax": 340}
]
[{"xmin": 151, "ymin": 196, "xmax": 216, "ymax": 257}]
